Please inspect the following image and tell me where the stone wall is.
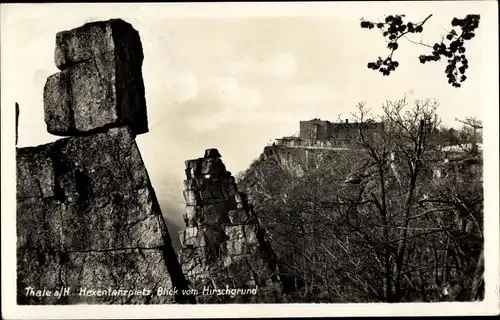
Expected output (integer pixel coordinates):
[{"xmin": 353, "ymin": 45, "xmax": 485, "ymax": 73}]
[
  {"xmin": 299, "ymin": 119, "xmax": 331, "ymax": 142},
  {"xmin": 177, "ymin": 149, "xmax": 282, "ymax": 303},
  {"xmin": 16, "ymin": 19, "xmax": 193, "ymax": 305},
  {"xmin": 328, "ymin": 121, "xmax": 384, "ymax": 147},
  {"xmin": 298, "ymin": 118, "xmax": 384, "ymax": 147}
]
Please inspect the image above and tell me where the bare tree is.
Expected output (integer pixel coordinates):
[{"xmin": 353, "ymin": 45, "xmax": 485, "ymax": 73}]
[
  {"xmin": 454, "ymin": 117, "xmax": 483, "ymax": 155},
  {"xmin": 238, "ymin": 98, "xmax": 483, "ymax": 302}
]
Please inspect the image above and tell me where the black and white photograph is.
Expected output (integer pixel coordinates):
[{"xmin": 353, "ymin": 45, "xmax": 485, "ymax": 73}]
[{"xmin": 1, "ymin": 1, "xmax": 499, "ymax": 318}]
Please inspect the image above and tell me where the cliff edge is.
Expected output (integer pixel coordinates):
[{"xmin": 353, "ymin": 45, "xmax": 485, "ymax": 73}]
[{"xmin": 16, "ymin": 19, "xmax": 193, "ymax": 305}]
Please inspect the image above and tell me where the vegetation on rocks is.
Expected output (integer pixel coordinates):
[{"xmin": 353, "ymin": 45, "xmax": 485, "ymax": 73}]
[{"xmin": 237, "ymin": 97, "xmax": 483, "ymax": 302}]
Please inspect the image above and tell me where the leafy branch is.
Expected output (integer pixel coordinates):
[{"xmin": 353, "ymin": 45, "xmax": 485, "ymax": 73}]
[{"xmin": 360, "ymin": 14, "xmax": 480, "ymax": 87}]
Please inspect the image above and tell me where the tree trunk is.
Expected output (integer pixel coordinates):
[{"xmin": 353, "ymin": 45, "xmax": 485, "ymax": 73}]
[{"xmin": 470, "ymin": 249, "xmax": 484, "ymax": 300}]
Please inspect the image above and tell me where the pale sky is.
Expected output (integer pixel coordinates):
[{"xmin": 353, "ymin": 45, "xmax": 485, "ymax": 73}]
[{"xmin": 2, "ymin": 2, "xmax": 498, "ymax": 228}]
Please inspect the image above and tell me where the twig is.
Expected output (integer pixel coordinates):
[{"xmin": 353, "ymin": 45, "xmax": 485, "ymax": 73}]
[{"xmin": 403, "ymin": 34, "xmax": 434, "ymax": 48}]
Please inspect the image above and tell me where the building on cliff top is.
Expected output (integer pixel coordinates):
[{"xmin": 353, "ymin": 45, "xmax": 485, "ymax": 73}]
[{"xmin": 275, "ymin": 118, "xmax": 384, "ymax": 148}]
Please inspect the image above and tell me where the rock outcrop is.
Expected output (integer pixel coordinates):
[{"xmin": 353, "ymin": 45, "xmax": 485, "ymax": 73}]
[
  {"xmin": 17, "ymin": 19, "xmax": 192, "ymax": 305},
  {"xmin": 16, "ymin": 102, "xmax": 20, "ymax": 146},
  {"xmin": 177, "ymin": 149, "xmax": 282, "ymax": 303},
  {"xmin": 44, "ymin": 19, "xmax": 148, "ymax": 137}
]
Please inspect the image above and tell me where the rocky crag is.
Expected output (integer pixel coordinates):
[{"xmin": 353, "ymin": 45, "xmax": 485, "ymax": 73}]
[
  {"xmin": 16, "ymin": 19, "xmax": 193, "ymax": 305},
  {"xmin": 178, "ymin": 149, "xmax": 282, "ymax": 303}
]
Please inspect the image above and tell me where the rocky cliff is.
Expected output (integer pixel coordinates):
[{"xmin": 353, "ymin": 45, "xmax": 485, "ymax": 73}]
[
  {"xmin": 16, "ymin": 19, "xmax": 193, "ymax": 305},
  {"xmin": 177, "ymin": 149, "xmax": 282, "ymax": 303},
  {"xmin": 250, "ymin": 145, "xmax": 360, "ymax": 181}
]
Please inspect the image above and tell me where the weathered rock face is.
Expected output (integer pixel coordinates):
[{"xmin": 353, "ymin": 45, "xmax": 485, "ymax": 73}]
[
  {"xmin": 16, "ymin": 102, "xmax": 20, "ymax": 145},
  {"xmin": 17, "ymin": 127, "xmax": 191, "ymax": 304},
  {"xmin": 44, "ymin": 19, "xmax": 147, "ymax": 137},
  {"xmin": 178, "ymin": 149, "xmax": 282, "ymax": 303},
  {"xmin": 17, "ymin": 19, "xmax": 192, "ymax": 305}
]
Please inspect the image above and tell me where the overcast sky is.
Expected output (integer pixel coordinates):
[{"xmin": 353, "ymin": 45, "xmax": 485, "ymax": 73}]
[{"xmin": 2, "ymin": 2, "xmax": 498, "ymax": 227}]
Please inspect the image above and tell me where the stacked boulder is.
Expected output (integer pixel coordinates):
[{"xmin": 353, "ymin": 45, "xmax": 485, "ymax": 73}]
[
  {"xmin": 16, "ymin": 19, "xmax": 193, "ymax": 304},
  {"xmin": 44, "ymin": 19, "xmax": 148, "ymax": 137},
  {"xmin": 178, "ymin": 149, "xmax": 282, "ymax": 303}
]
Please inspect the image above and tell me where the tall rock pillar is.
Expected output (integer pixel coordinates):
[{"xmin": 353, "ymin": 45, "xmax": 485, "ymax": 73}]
[{"xmin": 178, "ymin": 148, "xmax": 282, "ymax": 303}]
